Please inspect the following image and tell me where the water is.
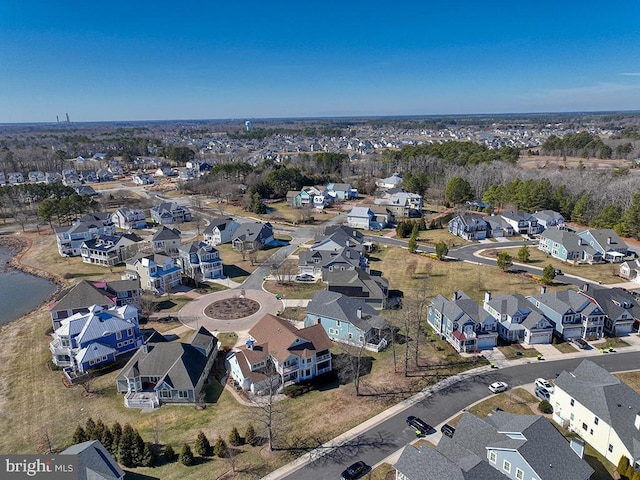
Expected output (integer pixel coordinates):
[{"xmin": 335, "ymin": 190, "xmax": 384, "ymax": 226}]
[{"xmin": 0, "ymin": 246, "xmax": 58, "ymax": 325}]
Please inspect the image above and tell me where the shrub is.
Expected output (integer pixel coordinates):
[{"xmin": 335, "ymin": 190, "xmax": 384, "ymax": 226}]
[
  {"xmin": 179, "ymin": 444, "xmax": 194, "ymax": 466},
  {"xmin": 214, "ymin": 436, "xmax": 227, "ymax": 458},
  {"xmin": 245, "ymin": 424, "xmax": 257, "ymax": 447},
  {"xmin": 164, "ymin": 444, "xmax": 176, "ymax": 463},
  {"xmin": 538, "ymin": 400, "xmax": 553, "ymax": 414},
  {"xmin": 194, "ymin": 431, "xmax": 211, "ymax": 457},
  {"xmin": 617, "ymin": 456, "xmax": 630, "ymax": 476},
  {"xmin": 229, "ymin": 426, "xmax": 242, "ymax": 446}
]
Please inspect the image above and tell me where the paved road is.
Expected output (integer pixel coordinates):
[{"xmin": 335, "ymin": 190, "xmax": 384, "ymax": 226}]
[{"xmin": 280, "ymin": 351, "xmax": 640, "ymax": 480}]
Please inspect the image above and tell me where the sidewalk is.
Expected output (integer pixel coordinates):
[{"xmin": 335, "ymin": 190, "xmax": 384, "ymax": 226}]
[{"xmin": 262, "ymin": 334, "xmax": 640, "ymax": 479}]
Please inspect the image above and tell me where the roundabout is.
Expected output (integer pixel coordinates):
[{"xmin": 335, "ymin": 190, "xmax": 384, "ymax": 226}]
[{"xmin": 177, "ymin": 288, "xmax": 284, "ymax": 333}]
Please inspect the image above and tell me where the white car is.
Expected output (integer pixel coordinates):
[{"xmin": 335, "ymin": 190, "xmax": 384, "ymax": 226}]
[
  {"xmin": 535, "ymin": 378, "xmax": 554, "ymax": 393},
  {"xmin": 489, "ymin": 381, "xmax": 509, "ymax": 393}
]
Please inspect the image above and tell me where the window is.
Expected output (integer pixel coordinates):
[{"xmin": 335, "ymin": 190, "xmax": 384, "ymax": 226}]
[
  {"xmin": 503, "ymin": 460, "xmax": 511, "ymax": 473},
  {"xmin": 515, "ymin": 468, "xmax": 524, "ymax": 480},
  {"xmin": 582, "ymin": 423, "xmax": 588, "ymax": 431},
  {"xmin": 178, "ymin": 391, "xmax": 188, "ymax": 399},
  {"xmin": 609, "ymin": 444, "xmax": 614, "ymax": 453},
  {"xmin": 570, "ymin": 413, "xmax": 575, "ymax": 421},
  {"xmin": 570, "ymin": 399, "xmax": 575, "ymax": 406},
  {"xmin": 594, "ymin": 417, "xmax": 599, "ymax": 425},
  {"xmin": 127, "ymin": 328, "xmax": 133, "ymax": 337},
  {"xmin": 590, "ymin": 429, "xmax": 594, "ymax": 435},
  {"xmin": 489, "ymin": 451, "xmax": 497, "ymax": 464},
  {"xmin": 116, "ymin": 331, "xmax": 122, "ymax": 340}
]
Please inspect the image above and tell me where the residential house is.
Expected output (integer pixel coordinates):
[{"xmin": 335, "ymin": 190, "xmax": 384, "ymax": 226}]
[
  {"xmin": 203, "ymin": 217, "xmax": 240, "ymax": 246},
  {"xmin": 75, "ymin": 185, "xmax": 98, "ymax": 197},
  {"xmin": 533, "ymin": 209, "xmax": 565, "ymax": 229},
  {"xmin": 578, "ymin": 285, "xmax": 638, "ymax": 336},
  {"xmin": 80, "ymin": 233, "xmax": 142, "ymax": 267},
  {"xmin": 448, "ymin": 213, "xmax": 488, "ymax": 241},
  {"xmin": 347, "ymin": 206, "xmax": 376, "ymax": 230},
  {"xmin": 55, "ymin": 212, "xmax": 115, "ymax": 256},
  {"xmin": 578, "ymin": 228, "xmax": 629, "ymax": 263},
  {"xmin": 483, "ymin": 292, "xmax": 555, "ymax": 345},
  {"xmin": 151, "ymin": 226, "xmax": 181, "ymax": 256},
  {"xmin": 0, "ymin": 172, "xmax": 5, "ymax": 186},
  {"xmin": 305, "ymin": 290, "xmax": 390, "ymax": 351},
  {"xmin": 49, "ymin": 304, "xmax": 141, "ymax": 374},
  {"xmin": 376, "ymin": 173, "xmax": 403, "ymax": 189},
  {"xmin": 177, "ymin": 241, "xmax": 223, "ymax": 279},
  {"xmin": 95, "ymin": 168, "xmax": 114, "ymax": 182},
  {"xmin": 132, "ymin": 173, "xmax": 154, "ymax": 185},
  {"xmin": 286, "ymin": 188, "xmax": 315, "ymax": 208},
  {"xmin": 485, "ymin": 215, "xmax": 515, "ymax": 237},
  {"xmin": 155, "ymin": 166, "xmax": 177, "ymax": 177},
  {"xmin": 326, "ymin": 182, "xmax": 357, "ymax": 200},
  {"xmin": 45, "ymin": 171, "xmax": 63, "ymax": 184},
  {"xmin": 111, "ymin": 207, "xmax": 147, "ymax": 230},
  {"xmin": 79, "ymin": 170, "xmax": 97, "ymax": 183},
  {"xmin": 62, "ymin": 169, "xmax": 81, "ymax": 187},
  {"xmin": 150, "ymin": 201, "xmax": 191, "ymax": 225},
  {"xmin": 620, "ymin": 258, "xmax": 640, "ymax": 282},
  {"xmin": 125, "ymin": 253, "xmax": 182, "ymax": 294},
  {"xmin": 28, "ymin": 171, "xmax": 45, "ymax": 183},
  {"xmin": 374, "ymin": 189, "xmax": 423, "ymax": 218},
  {"xmin": 394, "ymin": 411, "xmax": 593, "ymax": 480},
  {"xmin": 298, "ymin": 246, "xmax": 366, "ymax": 276},
  {"xmin": 500, "ymin": 211, "xmax": 539, "ymax": 235},
  {"xmin": 116, "ymin": 327, "xmax": 218, "ymax": 408},
  {"xmin": 7, "ymin": 172, "xmax": 25, "ymax": 184},
  {"xmin": 60, "ymin": 440, "xmax": 125, "ymax": 480},
  {"xmin": 527, "ymin": 288, "xmax": 605, "ymax": 340},
  {"xmin": 552, "ymin": 360, "xmax": 640, "ymax": 470},
  {"xmin": 324, "ymin": 268, "xmax": 389, "ymax": 310},
  {"xmin": 538, "ymin": 228, "xmax": 595, "ymax": 262},
  {"xmin": 313, "ymin": 225, "xmax": 366, "ymax": 252},
  {"xmin": 49, "ymin": 279, "xmax": 141, "ymax": 330},
  {"xmin": 229, "ymin": 313, "xmax": 333, "ymax": 393},
  {"xmin": 427, "ymin": 291, "xmax": 498, "ymax": 352},
  {"xmin": 232, "ymin": 221, "xmax": 274, "ymax": 252}
]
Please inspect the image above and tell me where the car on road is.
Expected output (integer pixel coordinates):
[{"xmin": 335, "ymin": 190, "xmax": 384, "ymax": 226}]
[
  {"xmin": 534, "ymin": 386, "xmax": 551, "ymax": 401},
  {"xmin": 570, "ymin": 337, "xmax": 590, "ymax": 349},
  {"xmin": 340, "ymin": 460, "xmax": 367, "ymax": 480},
  {"xmin": 406, "ymin": 416, "xmax": 431, "ymax": 435},
  {"xmin": 535, "ymin": 378, "xmax": 554, "ymax": 392},
  {"xmin": 440, "ymin": 423, "xmax": 456, "ymax": 438},
  {"xmin": 488, "ymin": 381, "xmax": 509, "ymax": 393},
  {"xmin": 295, "ymin": 273, "xmax": 315, "ymax": 282}
]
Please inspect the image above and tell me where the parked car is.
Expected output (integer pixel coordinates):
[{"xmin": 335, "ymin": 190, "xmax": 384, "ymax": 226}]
[
  {"xmin": 535, "ymin": 378, "xmax": 554, "ymax": 393},
  {"xmin": 535, "ymin": 386, "xmax": 551, "ymax": 401},
  {"xmin": 406, "ymin": 416, "xmax": 431, "ymax": 435},
  {"xmin": 295, "ymin": 273, "xmax": 315, "ymax": 282},
  {"xmin": 488, "ymin": 381, "xmax": 509, "ymax": 393},
  {"xmin": 571, "ymin": 338, "xmax": 590, "ymax": 349},
  {"xmin": 440, "ymin": 423, "xmax": 456, "ymax": 438},
  {"xmin": 341, "ymin": 460, "xmax": 367, "ymax": 480}
]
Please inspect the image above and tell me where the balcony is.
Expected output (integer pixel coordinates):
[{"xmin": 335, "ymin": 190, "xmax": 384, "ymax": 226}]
[
  {"xmin": 49, "ymin": 338, "xmax": 71, "ymax": 356},
  {"xmin": 316, "ymin": 353, "xmax": 331, "ymax": 362},
  {"xmin": 283, "ymin": 365, "xmax": 299, "ymax": 375},
  {"xmin": 124, "ymin": 391, "xmax": 159, "ymax": 409}
]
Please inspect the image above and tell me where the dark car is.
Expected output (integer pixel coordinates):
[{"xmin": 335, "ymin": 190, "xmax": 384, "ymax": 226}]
[
  {"xmin": 340, "ymin": 460, "xmax": 367, "ymax": 480},
  {"xmin": 406, "ymin": 415, "xmax": 431, "ymax": 435},
  {"xmin": 295, "ymin": 273, "xmax": 315, "ymax": 282},
  {"xmin": 441, "ymin": 423, "xmax": 456, "ymax": 438},
  {"xmin": 571, "ymin": 338, "xmax": 589, "ymax": 349}
]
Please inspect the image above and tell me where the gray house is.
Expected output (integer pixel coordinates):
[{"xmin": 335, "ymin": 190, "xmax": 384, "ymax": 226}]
[
  {"xmin": 232, "ymin": 221, "xmax": 274, "ymax": 251},
  {"xmin": 578, "ymin": 285, "xmax": 637, "ymax": 336},
  {"xmin": 61, "ymin": 440, "xmax": 125, "ymax": 480},
  {"xmin": 324, "ymin": 267, "xmax": 389, "ymax": 310},
  {"xmin": 394, "ymin": 411, "xmax": 593, "ymax": 480},
  {"xmin": 203, "ymin": 217, "xmax": 240, "ymax": 245},
  {"xmin": 116, "ymin": 326, "xmax": 217, "ymax": 408}
]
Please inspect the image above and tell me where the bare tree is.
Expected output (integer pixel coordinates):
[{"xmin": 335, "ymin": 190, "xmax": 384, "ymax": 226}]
[
  {"xmin": 132, "ymin": 294, "xmax": 158, "ymax": 321},
  {"xmin": 250, "ymin": 360, "xmax": 283, "ymax": 451},
  {"xmin": 78, "ymin": 372, "xmax": 95, "ymax": 395}
]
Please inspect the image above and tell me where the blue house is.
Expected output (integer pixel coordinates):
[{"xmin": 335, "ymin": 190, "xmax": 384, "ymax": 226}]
[
  {"xmin": 527, "ymin": 288, "xmax": 605, "ymax": 340},
  {"xmin": 326, "ymin": 182, "xmax": 357, "ymax": 200},
  {"xmin": 448, "ymin": 214, "xmax": 487, "ymax": 241},
  {"xmin": 578, "ymin": 228, "xmax": 629, "ymax": 263},
  {"xmin": 305, "ymin": 291, "xmax": 390, "ymax": 351},
  {"xmin": 49, "ymin": 304, "xmax": 142, "ymax": 375}
]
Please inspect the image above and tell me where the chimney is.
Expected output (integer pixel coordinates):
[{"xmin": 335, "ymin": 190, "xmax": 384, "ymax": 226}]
[
  {"xmin": 246, "ymin": 339, "xmax": 255, "ymax": 350},
  {"xmin": 540, "ymin": 286, "xmax": 547, "ymax": 295},
  {"xmin": 582, "ymin": 283, "xmax": 589, "ymax": 292},
  {"xmin": 142, "ymin": 344, "xmax": 149, "ymax": 354},
  {"xmin": 357, "ymin": 307, "xmax": 362, "ymax": 319},
  {"xmin": 570, "ymin": 437, "xmax": 585, "ymax": 458},
  {"xmin": 607, "ymin": 236, "xmax": 612, "ymax": 245},
  {"xmin": 484, "ymin": 291, "xmax": 492, "ymax": 303},
  {"xmin": 635, "ymin": 412, "xmax": 640, "ymax": 430}
]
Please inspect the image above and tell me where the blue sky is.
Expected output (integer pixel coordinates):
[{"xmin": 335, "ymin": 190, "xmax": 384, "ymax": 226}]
[{"xmin": 1, "ymin": 1, "xmax": 639, "ymax": 123}]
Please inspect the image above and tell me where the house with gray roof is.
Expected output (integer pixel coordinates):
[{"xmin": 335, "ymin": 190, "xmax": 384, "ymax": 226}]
[
  {"xmin": 111, "ymin": 207, "xmax": 147, "ymax": 230},
  {"xmin": 527, "ymin": 288, "xmax": 605, "ymax": 340},
  {"xmin": 326, "ymin": 182, "xmax": 357, "ymax": 200},
  {"xmin": 376, "ymin": 173, "xmax": 403, "ymax": 189},
  {"xmin": 177, "ymin": 241, "xmax": 223, "ymax": 279},
  {"xmin": 578, "ymin": 285, "xmax": 637, "ymax": 336},
  {"xmin": 232, "ymin": 221, "xmax": 274, "ymax": 251},
  {"xmin": 203, "ymin": 217, "xmax": 240, "ymax": 245},
  {"xmin": 61, "ymin": 440, "xmax": 124, "ymax": 480},
  {"xmin": 151, "ymin": 225, "xmax": 181, "ymax": 256},
  {"xmin": 427, "ymin": 291, "xmax": 498, "ymax": 352},
  {"xmin": 125, "ymin": 253, "xmax": 181, "ymax": 294},
  {"xmin": 532, "ymin": 209, "xmax": 565, "ymax": 229},
  {"xmin": 552, "ymin": 360, "xmax": 640, "ymax": 470},
  {"xmin": 448, "ymin": 213, "xmax": 488, "ymax": 240},
  {"xmin": 116, "ymin": 326, "xmax": 217, "ymax": 408},
  {"xmin": 324, "ymin": 267, "xmax": 389, "ymax": 310},
  {"xmin": 500, "ymin": 211, "xmax": 539, "ymax": 235},
  {"xmin": 483, "ymin": 292, "xmax": 554, "ymax": 345},
  {"xmin": 484, "ymin": 215, "xmax": 514, "ymax": 237},
  {"xmin": 150, "ymin": 201, "xmax": 191, "ymax": 225},
  {"xmin": 55, "ymin": 212, "xmax": 115, "ymax": 256},
  {"xmin": 578, "ymin": 228, "xmax": 629, "ymax": 263},
  {"xmin": 537, "ymin": 228, "xmax": 594, "ymax": 262},
  {"xmin": 298, "ymin": 246, "xmax": 365, "ymax": 276},
  {"xmin": 394, "ymin": 411, "xmax": 593, "ymax": 480},
  {"xmin": 305, "ymin": 290, "xmax": 390, "ymax": 351},
  {"xmin": 620, "ymin": 258, "xmax": 640, "ymax": 282},
  {"xmin": 374, "ymin": 189, "xmax": 423, "ymax": 218},
  {"xmin": 80, "ymin": 232, "xmax": 142, "ymax": 267}
]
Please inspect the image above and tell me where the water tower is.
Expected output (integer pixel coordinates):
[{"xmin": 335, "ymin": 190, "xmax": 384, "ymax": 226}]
[{"xmin": 245, "ymin": 120, "xmax": 251, "ymax": 132}]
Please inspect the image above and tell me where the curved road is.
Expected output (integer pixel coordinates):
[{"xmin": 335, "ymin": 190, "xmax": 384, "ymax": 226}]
[{"xmin": 281, "ymin": 352, "xmax": 640, "ymax": 480}]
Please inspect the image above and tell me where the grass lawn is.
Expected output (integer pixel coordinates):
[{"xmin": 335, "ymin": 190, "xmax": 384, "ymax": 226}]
[
  {"xmin": 553, "ymin": 341, "xmax": 579, "ymax": 354},
  {"xmin": 616, "ymin": 371, "xmax": 640, "ymax": 391},
  {"xmin": 468, "ymin": 389, "xmax": 537, "ymax": 418},
  {"xmin": 216, "ymin": 332, "xmax": 238, "ymax": 349},
  {"xmin": 592, "ymin": 337, "xmax": 631, "ymax": 350},
  {"xmin": 368, "ymin": 463, "xmax": 394, "ymax": 480},
  {"xmin": 263, "ymin": 279, "xmax": 326, "ymax": 299},
  {"xmin": 497, "ymin": 344, "xmax": 541, "ymax": 360},
  {"xmin": 280, "ymin": 306, "xmax": 307, "ymax": 321},
  {"xmin": 478, "ymin": 246, "xmax": 622, "ymax": 285}
]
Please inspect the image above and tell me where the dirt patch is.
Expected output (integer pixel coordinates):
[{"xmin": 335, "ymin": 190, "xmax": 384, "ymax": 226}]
[{"xmin": 204, "ymin": 297, "xmax": 260, "ymax": 320}]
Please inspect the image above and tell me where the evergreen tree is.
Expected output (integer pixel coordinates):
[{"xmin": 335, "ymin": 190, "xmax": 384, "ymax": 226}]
[
  {"xmin": 141, "ymin": 443, "xmax": 155, "ymax": 467},
  {"xmin": 616, "ymin": 455, "xmax": 629, "ymax": 476},
  {"xmin": 623, "ymin": 191, "xmax": 640, "ymax": 239},
  {"xmin": 407, "ymin": 228, "xmax": 417, "ymax": 254},
  {"xmin": 72, "ymin": 425, "xmax": 88, "ymax": 445},
  {"xmin": 541, "ymin": 264, "xmax": 556, "ymax": 285},
  {"xmin": 100, "ymin": 428, "xmax": 114, "ymax": 456},
  {"xmin": 164, "ymin": 444, "xmax": 176, "ymax": 463},
  {"xmin": 111, "ymin": 422, "xmax": 122, "ymax": 449},
  {"xmin": 571, "ymin": 193, "xmax": 589, "ymax": 225},
  {"xmin": 229, "ymin": 426, "xmax": 242, "ymax": 447},
  {"xmin": 133, "ymin": 430, "xmax": 146, "ymax": 466},
  {"xmin": 214, "ymin": 436, "xmax": 228, "ymax": 458},
  {"xmin": 435, "ymin": 241, "xmax": 448, "ymax": 260},
  {"xmin": 94, "ymin": 419, "xmax": 107, "ymax": 443},
  {"xmin": 626, "ymin": 465, "xmax": 635, "ymax": 479},
  {"xmin": 245, "ymin": 424, "xmax": 257, "ymax": 447},
  {"xmin": 195, "ymin": 431, "xmax": 211, "ymax": 457},
  {"xmin": 496, "ymin": 252, "xmax": 513, "ymax": 271},
  {"xmin": 517, "ymin": 245, "xmax": 530, "ymax": 263},
  {"xmin": 118, "ymin": 424, "xmax": 135, "ymax": 468},
  {"xmin": 85, "ymin": 418, "xmax": 97, "ymax": 439},
  {"xmin": 179, "ymin": 444, "xmax": 194, "ymax": 466}
]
